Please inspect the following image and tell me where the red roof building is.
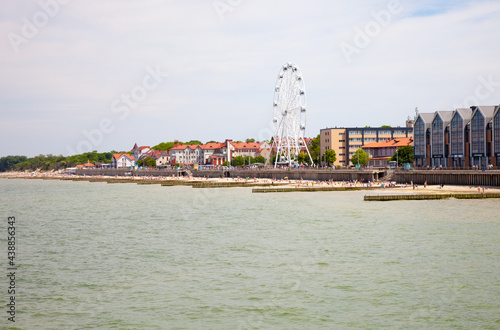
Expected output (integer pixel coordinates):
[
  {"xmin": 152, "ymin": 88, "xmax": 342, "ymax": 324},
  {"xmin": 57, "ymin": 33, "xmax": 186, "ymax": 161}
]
[{"xmin": 362, "ymin": 137, "xmax": 413, "ymax": 167}]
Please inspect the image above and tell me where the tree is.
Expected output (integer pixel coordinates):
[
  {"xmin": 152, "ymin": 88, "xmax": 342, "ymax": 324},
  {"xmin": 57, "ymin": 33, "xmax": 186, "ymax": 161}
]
[
  {"xmin": 308, "ymin": 134, "xmax": 320, "ymax": 164},
  {"xmin": 222, "ymin": 161, "xmax": 230, "ymax": 166},
  {"xmin": 390, "ymin": 145, "xmax": 414, "ymax": 166},
  {"xmin": 321, "ymin": 149, "xmax": 337, "ymax": 166},
  {"xmin": 138, "ymin": 157, "xmax": 156, "ymax": 167},
  {"xmin": 152, "ymin": 142, "xmax": 175, "ymax": 151},
  {"xmin": 381, "ymin": 125, "xmax": 391, "ymax": 128},
  {"xmin": 351, "ymin": 149, "xmax": 369, "ymax": 166},
  {"xmin": 254, "ymin": 156, "xmax": 266, "ymax": 164},
  {"xmin": 245, "ymin": 138, "xmax": 255, "ymax": 143},
  {"xmin": 206, "ymin": 140, "xmax": 217, "ymax": 144},
  {"xmin": 231, "ymin": 156, "xmax": 245, "ymax": 166},
  {"xmin": 186, "ymin": 140, "xmax": 202, "ymax": 145}
]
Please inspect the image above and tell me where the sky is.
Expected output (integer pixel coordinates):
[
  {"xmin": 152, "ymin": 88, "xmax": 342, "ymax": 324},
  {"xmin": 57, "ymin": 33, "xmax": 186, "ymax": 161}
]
[{"xmin": 1, "ymin": 0, "xmax": 500, "ymax": 157}]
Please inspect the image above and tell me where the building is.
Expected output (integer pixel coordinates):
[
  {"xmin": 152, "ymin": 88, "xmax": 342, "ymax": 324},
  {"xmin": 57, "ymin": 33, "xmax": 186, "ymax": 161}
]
[
  {"xmin": 320, "ymin": 123, "xmax": 413, "ymax": 166},
  {"xmin": 449, "ymin": 108, "xmax": 473, "ymax": 167},
  {"xmin": 112, "ymin": 153, "xmax": 135, "ymax": 168},
  {"xmin": 430, "ymin": 111, "xmax": 454, "ymax": 167},
  {"xmin": 494, "ymin": 107, "xmax": 500, "ymax": 166},
  {"xmin": 169, "ymin": 143, "xmax": 204, "ymax": 165},
  {"xmin": 414, "ymin": 105, "xmax": 499, "ymax": 168},
  {"xmin": 414, "ymin": 113, "xmax": 434, "ymax": 167},
  {"xmin": 131, "ymin": 143, "xmax": 150, "ymax": 160},
  {"xmin": 362, "ymin": 137, "xmax": 413, "ymax": 167}
]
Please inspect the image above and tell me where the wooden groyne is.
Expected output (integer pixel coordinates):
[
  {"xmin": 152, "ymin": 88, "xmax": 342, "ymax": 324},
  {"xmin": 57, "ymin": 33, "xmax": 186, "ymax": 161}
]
[
  {"xmin": 364, "ymin": 193, "xmax": 500, "ymax": 201},
  {"xmin": 252, "ymin": 187, "xmax": 383, "ymax": 193}
]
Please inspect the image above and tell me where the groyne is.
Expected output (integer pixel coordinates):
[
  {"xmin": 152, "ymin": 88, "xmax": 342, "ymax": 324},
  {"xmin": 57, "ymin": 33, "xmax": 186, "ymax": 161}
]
[{"xmin": 364, "ymin": 193, "xmax": 500, "ymax": 201}]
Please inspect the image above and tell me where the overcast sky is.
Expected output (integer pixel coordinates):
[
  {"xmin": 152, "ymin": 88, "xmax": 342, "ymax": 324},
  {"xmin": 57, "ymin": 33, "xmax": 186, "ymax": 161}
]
[{"xmin": 1, "ymin": 0, "xmax": 500, "ymax": 157}]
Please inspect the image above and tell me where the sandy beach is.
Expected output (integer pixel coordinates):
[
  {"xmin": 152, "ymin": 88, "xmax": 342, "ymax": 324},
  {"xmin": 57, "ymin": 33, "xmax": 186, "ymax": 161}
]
[{"xmin": 2, "ymin": 171, "xmax": 500, "ymax": 195}]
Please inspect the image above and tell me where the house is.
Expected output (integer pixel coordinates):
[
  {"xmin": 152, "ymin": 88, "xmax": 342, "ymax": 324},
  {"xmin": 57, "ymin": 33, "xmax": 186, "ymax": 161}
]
[
  {"xmin": 362, "ymin": 137, "xmax": 413, "ymax": 167},
  {"xmin": 156, "ymin": 151, "xmax": 171, "ymax": 167},
  {"xmin": 112, "ymin": 153, "xmax": 136, "ymax": 168},
  {"xmin": 431, "ymin": 111, "xmax": 454, "ymax": 167},
  {"xmin": 131, "ymin": 143, "xmax": 150, "ymax": 160},
  {"xmin": 169, "ymin": 143, "xmax": 204, "ymax": 165}
]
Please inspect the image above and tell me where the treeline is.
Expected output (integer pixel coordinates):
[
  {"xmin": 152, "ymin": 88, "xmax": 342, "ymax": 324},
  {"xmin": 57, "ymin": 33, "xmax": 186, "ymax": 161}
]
[{"xmin": 0, "ymin": 151, "xmax": 117, "ymax": 172}]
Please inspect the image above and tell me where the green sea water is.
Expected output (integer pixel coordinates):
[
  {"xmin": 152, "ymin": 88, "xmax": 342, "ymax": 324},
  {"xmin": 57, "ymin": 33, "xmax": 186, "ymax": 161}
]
[{"xmin": 0, "ymin": 178, "xmax": 499, "ymax": 329}]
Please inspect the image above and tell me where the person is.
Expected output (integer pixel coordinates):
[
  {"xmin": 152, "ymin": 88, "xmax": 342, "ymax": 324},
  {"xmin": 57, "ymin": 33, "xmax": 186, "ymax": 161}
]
[{"xmin": 424, "ymin": 180, "xmax": 427, "ymax": 188}]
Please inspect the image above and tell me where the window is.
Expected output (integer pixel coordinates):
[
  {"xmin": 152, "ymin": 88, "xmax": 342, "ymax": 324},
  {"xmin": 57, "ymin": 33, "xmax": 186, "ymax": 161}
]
[
  {"xmin": 432, "ymin": 115, "xmax": 444, "ymax": 156},
  {"xmin": 414, "ymin": 117, "xmax": 425, "ymax": 157},
  {"xmin": 348, "ymin": 130, "xmax": 361, "ymax": 135},
  {"xmin": 450, "ymin": 114, "xmax": 463, "ymax": 156},
  {"xmin": 364, "ymin": 130, "xmax": 376, "ymax": 136},
  {"xmin": 471, "ymin": 111, "xmax": 485, "ymax": 155},
  {"xmin": 495, "ymin": 111, "xmax": 500, "ymax": 155},
  {"xmin": 379, "ymin": 130, "xmax": 391, "ymax": 135}
]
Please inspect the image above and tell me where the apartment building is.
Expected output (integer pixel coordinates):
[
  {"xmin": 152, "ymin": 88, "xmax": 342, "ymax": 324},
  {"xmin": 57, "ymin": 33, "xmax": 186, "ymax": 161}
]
[
  {"xmin": 320, "ymin": 123, "xmax": 413, "ymax": 166},
  {"xmin": 414, "ymin": 105, "xmax": 500, "ymax": 168}
]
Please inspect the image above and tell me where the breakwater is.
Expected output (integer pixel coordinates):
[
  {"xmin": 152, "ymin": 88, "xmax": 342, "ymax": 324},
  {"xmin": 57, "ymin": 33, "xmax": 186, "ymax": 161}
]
[
  {"xmin": 364, "ymin": 193, "xmax": 500, "ymax": 201},
  {"xmin": 75, "ymin": 168, "xmax": 383, "ymax": 182},
  {"xmin": 393, "ymin": 170, "xmax": 500, "ymax": 187},
  {"xmin": 73, "ymin": 168, "xmax": 500, "ymax": 186}
]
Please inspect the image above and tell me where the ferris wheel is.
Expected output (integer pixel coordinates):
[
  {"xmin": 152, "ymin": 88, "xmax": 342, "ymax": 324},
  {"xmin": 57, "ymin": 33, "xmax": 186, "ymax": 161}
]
[{"xmin": 268, "ymin": 62, "xmax": 314, "ymax": 167}]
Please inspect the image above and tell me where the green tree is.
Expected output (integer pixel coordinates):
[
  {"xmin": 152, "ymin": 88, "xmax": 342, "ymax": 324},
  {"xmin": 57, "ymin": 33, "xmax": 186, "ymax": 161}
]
[
  {"xmin": 381, "ymin": 125, "xmax": 391, "ymax": 128},
  {"xmin": 390, "ymin": 145, "xmax": 414, "ymax": 166},
  {"xmin": 231, "ymin": 156, "xmax": 245, "ymax": 166},
  {"xmin": 152, "ymin": 142, "xmax": 175, "ymax": 151},
  {"xmin": 186, "ymin": 140, "xmax": 202, "ymax": 145},
  {"xmin": 222, "ymin": 161, "xmax": 230, "ymax": 166},
  {"xmin": 206, "ymin": 140, "xmax": 217, "ymax": 144},
  {"xmin": 351, "ymin": 149, "xmax": 369, "ymax": 166},
  {"xmin": 245, "ymin": 138, "xmax": 255, "ymax": 143},
  {"xmin": 138, "ymin": 157, "xmax": 157, "ymax": 167},
  {"xmin": 321, "ymin": 149, "xmax": 337, "ymax": 166},
  {"xmin": 308, "ymin": 134, "xmax": 320, "ymax": 164},
  {"xmin": 254, "ymin": 155, "xmax": 266, "ymax": 164}
]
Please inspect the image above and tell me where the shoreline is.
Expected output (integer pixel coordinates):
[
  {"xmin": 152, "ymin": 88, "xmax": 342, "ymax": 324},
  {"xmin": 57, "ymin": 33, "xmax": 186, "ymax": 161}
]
[{"xmin": 2, "ymin": 171, "xmax": 500, "ymax": 196}]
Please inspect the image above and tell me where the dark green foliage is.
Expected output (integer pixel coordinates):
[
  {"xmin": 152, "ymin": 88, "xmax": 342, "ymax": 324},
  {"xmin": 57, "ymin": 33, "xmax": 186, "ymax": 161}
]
[
  {"xmin": 351, "ymin": 149, "xmax": 369, "ymax": 166},
  {"xmin": 321, "ymin": 149, "xmax": 337, "ymax": 166},
  {"xmin": 390, "ymin": 145, "xmax": 414, "ymax": 165},
  {"xmin": 138, "ymin": 157, "xmax": 156, "ymax": 167},
  {"xmin": 254, "ymin": 156, "xmax": 266, "ymax": 164},
  {"xmin": 0, "ymin": 151, "xmax": 113, "ymax": 172}
]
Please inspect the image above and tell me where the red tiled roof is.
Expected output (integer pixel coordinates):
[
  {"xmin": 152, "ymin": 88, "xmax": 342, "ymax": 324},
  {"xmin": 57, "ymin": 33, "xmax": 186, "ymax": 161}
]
[
  {"xmin": 113, "ymin": 153, "xmax": 135, "ymax": 161},
  {"xmin": 362, "ymin": 137, "xmax": 413, "ymax": 149},
  {"xmin": 170, "ymin": 144, "xmax": 202, "ymax": 150},
  {"xmin": 202, "ymin": 142, "xmax": 226, "ymax": 150},
  {"xmin": 231, "ymin": 142, "xmax": 262, "ymax": 149}
]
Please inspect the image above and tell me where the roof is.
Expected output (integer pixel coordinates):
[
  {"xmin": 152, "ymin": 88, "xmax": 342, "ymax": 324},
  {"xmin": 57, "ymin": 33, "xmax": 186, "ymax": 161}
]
[
  {"xmin": 170, "ymin": 144, "xmax": 202, "ymax": 151},
  {"xmin": 472, "ymin": 105, "xmax": 497, "ymax": 121},
  {"xmin": 362, "ymin": 137, "xmax": 413, "ymax": 149},
  {"xmin": 454, "ymin": 108, "xmax": 473, "ymax": 123},
  {"xmin": 434, "ymin": 110, "xmax": 454, "ymax": 124},
  {"xmin": 113, "ymin": 153, "xmax": 135, "ymax": 161},
  {"xmin": 202, "ymin": 142, "xmax": 226, "ymax": 150},
  {"xmin": 417, "ymin": 113, "xmax": 435, "ymax": 124},
  {"xmin": 231, "ymin": 142, "xmax": 262, "ymax": 149}
]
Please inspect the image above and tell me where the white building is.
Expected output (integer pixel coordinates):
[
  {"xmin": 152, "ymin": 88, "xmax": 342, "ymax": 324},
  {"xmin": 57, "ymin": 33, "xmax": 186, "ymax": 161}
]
[{"xmin": 112, "ymin": 153, "xmax": 136, "ymax": 168}]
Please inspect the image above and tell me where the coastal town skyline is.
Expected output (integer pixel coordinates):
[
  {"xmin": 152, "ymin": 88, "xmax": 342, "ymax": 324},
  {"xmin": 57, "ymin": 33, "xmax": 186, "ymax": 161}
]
[{"xmin": 2, "ymin": 0, "xmax": 500, "ymax": 158}]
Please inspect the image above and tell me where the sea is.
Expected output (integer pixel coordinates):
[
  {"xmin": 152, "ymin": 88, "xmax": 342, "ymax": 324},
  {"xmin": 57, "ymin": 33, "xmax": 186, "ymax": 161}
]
[{"xmin": 0, "ymin": 178, "xmax": 499, "ymax": 329}]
